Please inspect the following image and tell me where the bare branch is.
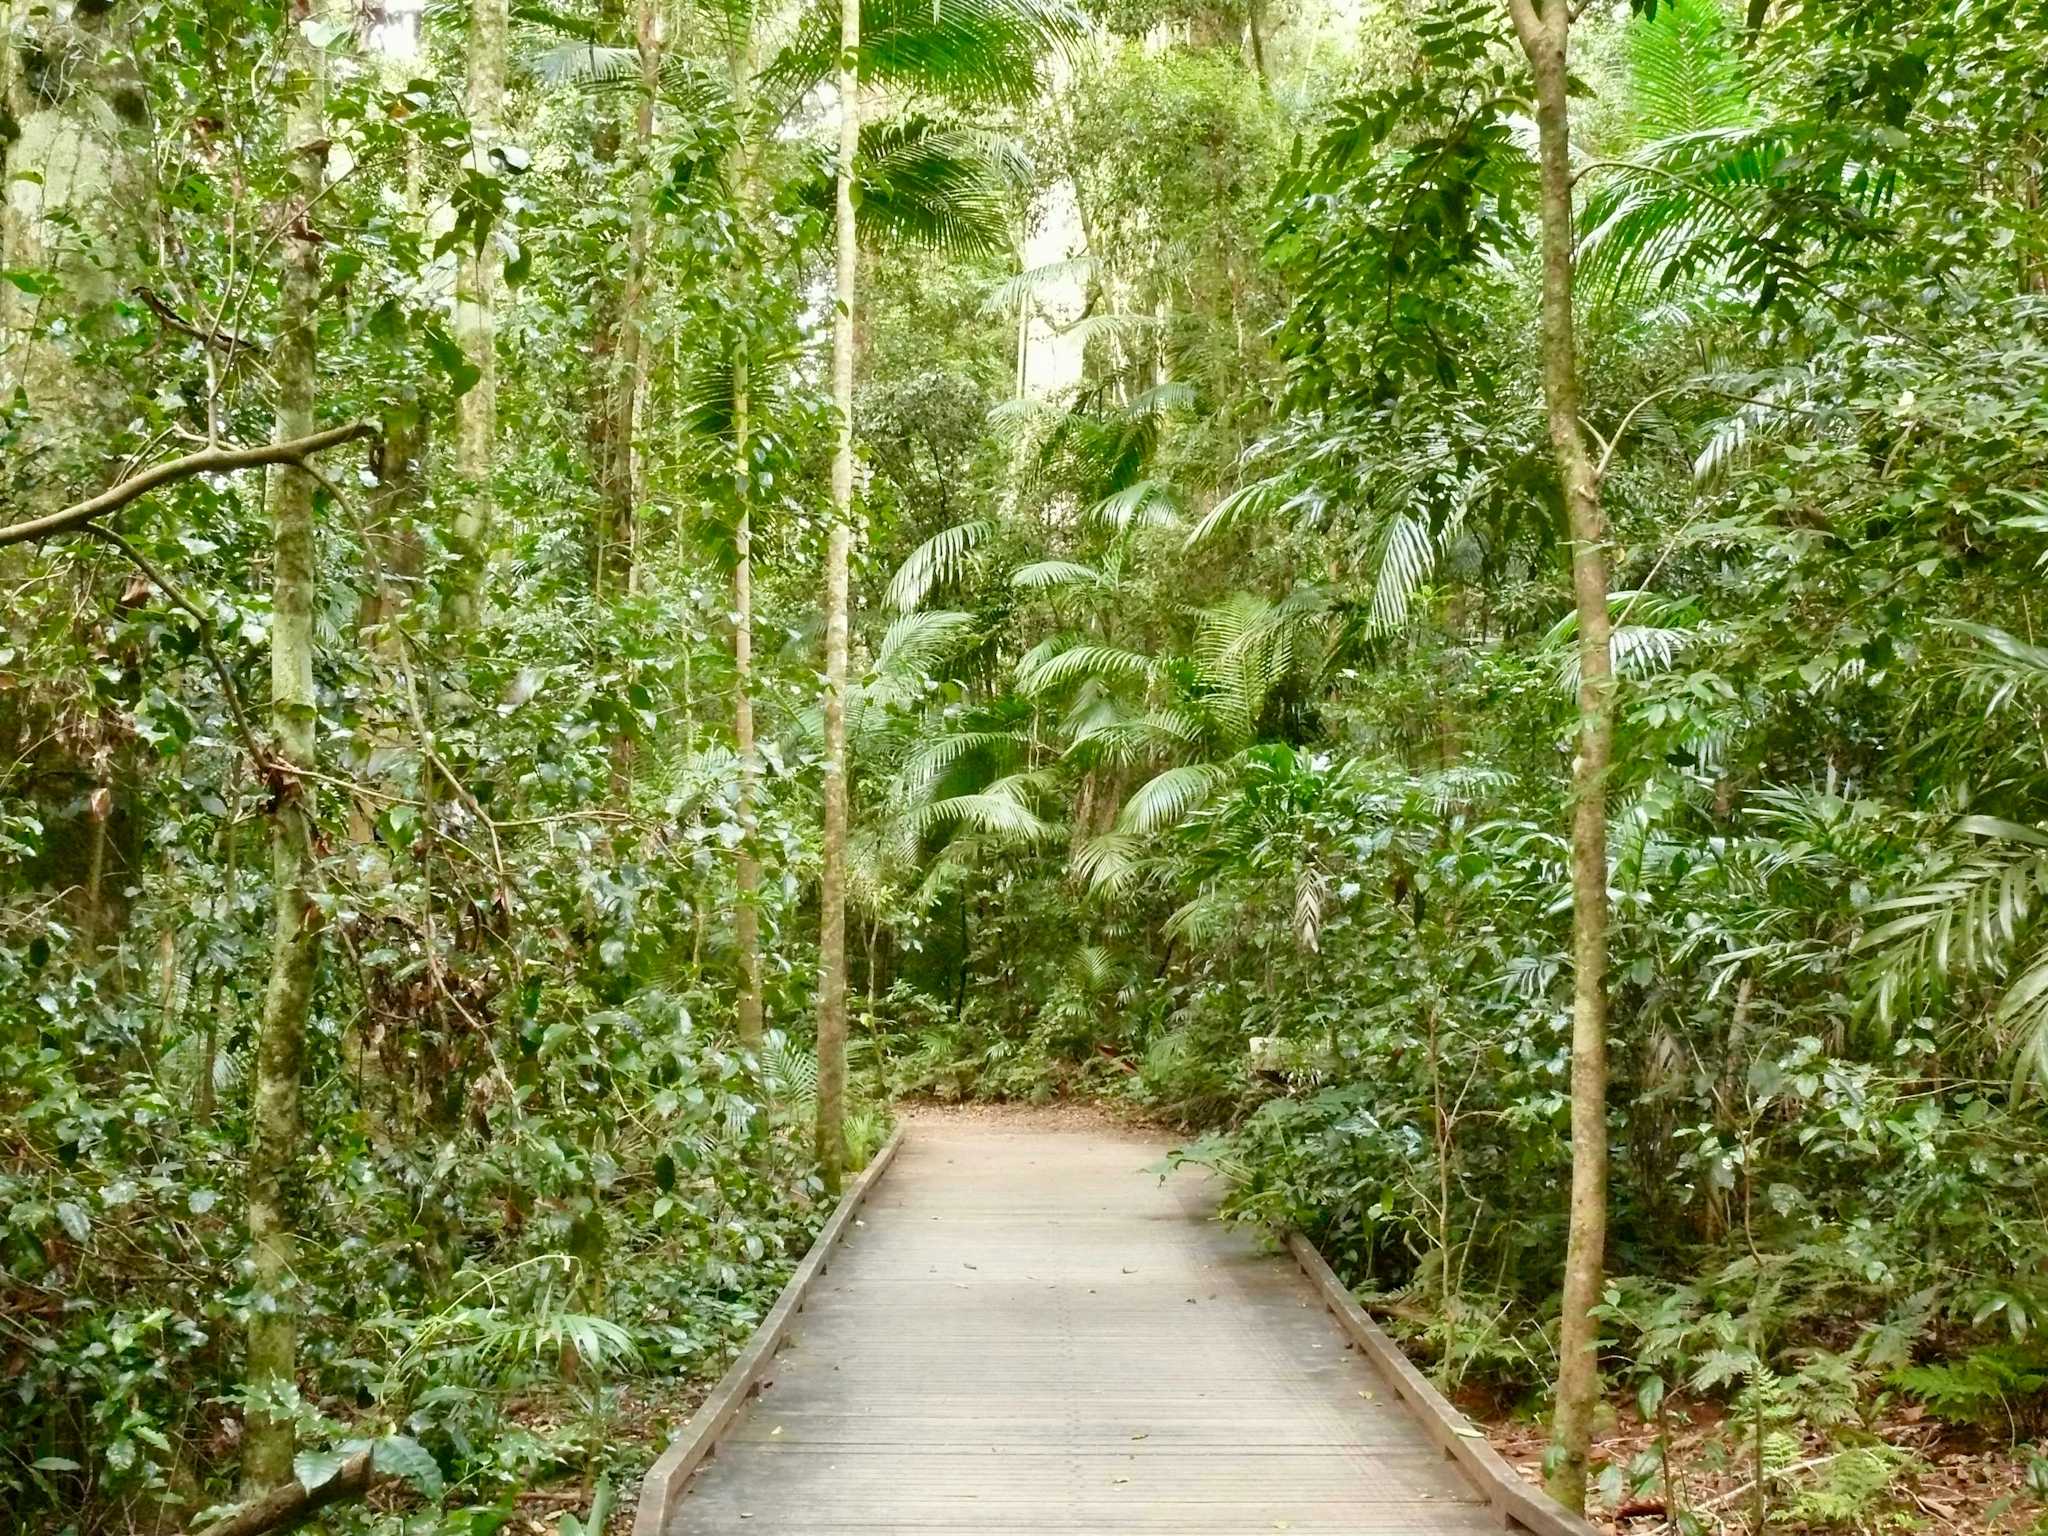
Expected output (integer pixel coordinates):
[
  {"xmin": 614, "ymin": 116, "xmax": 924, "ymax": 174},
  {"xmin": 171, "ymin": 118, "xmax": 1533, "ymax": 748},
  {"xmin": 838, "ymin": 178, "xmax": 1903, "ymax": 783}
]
[
  {"xmin": 0, "ymin": 421, "xmax": 376, "ymax": 548},
  {"xmin": 1594, "ymin": 382, "xmax": 1689, "ymax": 482}
]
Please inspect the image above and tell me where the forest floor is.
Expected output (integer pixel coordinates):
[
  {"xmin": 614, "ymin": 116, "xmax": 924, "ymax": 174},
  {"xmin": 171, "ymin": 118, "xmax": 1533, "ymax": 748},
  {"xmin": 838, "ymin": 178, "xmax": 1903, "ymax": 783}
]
[{"xmin": 1473, "ymin": 1368, "xmax": 2042, "ymax": 1534}]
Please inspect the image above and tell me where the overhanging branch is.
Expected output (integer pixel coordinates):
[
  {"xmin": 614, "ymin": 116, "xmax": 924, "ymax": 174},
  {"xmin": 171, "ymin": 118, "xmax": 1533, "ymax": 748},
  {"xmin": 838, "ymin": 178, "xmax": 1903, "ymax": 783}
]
[{"xmin": 0, "ymin": 421, "xmax": 377, "ymax": 548}]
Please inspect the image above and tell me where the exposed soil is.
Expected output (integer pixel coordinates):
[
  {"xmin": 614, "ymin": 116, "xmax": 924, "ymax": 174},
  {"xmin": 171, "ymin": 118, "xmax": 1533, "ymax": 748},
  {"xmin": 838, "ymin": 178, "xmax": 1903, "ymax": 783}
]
[{"xmin": 895, "ymin": 1094, "xmax": 1178, "ymax": 1137}]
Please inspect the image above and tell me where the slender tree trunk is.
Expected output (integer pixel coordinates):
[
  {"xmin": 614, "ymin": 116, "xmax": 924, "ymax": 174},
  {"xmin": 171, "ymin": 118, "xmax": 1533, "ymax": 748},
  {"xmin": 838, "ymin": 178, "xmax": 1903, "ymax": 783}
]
[
  {"xmin": 242, "ymin": 0, "xmax": 340, "ymax": 1489},
  {"xmin": 730, "ymin": 26, "xmax": 764, "ymax": 1046},
  {"xmin": 601, "ymin": 0, "xmax": 660, "ymax": 595},
  {"xmin": 815, "ymin": 0, "xmax": 860, "ymax": 1192},
  {"xmin": 448, "ymin": 0, "xmax": 506, "ymax": 627},
  {"xmin": 1504, "ymin": 0, "xmax": 1613, "ymax": 1513}
]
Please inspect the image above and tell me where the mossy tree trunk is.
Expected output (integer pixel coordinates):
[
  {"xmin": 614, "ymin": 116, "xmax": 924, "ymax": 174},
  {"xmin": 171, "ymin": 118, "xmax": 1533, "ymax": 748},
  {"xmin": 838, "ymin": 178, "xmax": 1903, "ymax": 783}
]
[
  {"xmin": 1503, "ymin": 0, "xmax": 1613, "ymax": 1513},
  {"xmin": 730, "ymin": 22, "xmax": 764, "ymax": 1046},
  {"xmin": 448, "ymin": 0, "xmax": 506, "ymax": 627},
  {"xmin": 600, "ymin": 0, "xmax": 660, "ymax": 594},
  {"xmin": 242, "ymin": 0, "xmax": 342, "ymax": 1491}
]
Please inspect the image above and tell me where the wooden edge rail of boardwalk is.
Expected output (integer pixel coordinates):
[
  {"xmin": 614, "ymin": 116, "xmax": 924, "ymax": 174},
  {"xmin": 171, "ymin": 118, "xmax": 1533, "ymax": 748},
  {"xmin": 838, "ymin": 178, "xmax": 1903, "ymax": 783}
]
[
  {"xmin": 1285, "ymin": 1234, "xmax": 1596, "ymax": 1536},
  {"xmin": 632, "ymin": 1127, "xmax": 906, "ymax": 1536},
  {"xmin": 639, "ymin": 1112, "xmax": 1596, "ymax": 1536}
]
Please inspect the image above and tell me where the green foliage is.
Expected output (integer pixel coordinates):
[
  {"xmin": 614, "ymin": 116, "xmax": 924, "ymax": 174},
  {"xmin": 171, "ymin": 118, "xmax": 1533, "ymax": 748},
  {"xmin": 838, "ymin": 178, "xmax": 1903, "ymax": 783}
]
[{"xmin": 1890, "ymin": 1348, "xmax": 2048, "ymax": 1433}]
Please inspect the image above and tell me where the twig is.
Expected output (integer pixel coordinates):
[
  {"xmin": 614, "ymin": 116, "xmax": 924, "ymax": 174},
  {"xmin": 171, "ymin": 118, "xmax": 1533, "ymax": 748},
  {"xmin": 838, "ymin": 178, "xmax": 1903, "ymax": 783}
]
[
  {"xmin": 0, "ymin": 422, "xmax": 377, "ymax": 547},
  {"xmin": 134, "ymin": 287, "xmax": 267, "ymax": 357},
  {"xmin": 1593, "ymin": 382, "xmax": 1690, "ymax": 482}
]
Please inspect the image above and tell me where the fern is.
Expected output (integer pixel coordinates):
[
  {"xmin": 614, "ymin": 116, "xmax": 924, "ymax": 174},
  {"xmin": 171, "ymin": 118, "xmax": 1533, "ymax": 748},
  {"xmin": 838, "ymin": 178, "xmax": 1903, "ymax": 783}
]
[
  {"xmin": 1889, "ymin": 1347, "xmax": 2048, "ymax": 1430},
  {"xmin": 758, "ymin": 1029, "xmax": 820, "ymax": 1109}
]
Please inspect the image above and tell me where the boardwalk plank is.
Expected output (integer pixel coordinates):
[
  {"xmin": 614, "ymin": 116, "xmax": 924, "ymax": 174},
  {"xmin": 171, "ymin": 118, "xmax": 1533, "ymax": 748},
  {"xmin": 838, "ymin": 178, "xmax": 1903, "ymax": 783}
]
[{"xmin": 663, "ymin": 1116, "xmax": 1504, "ymax": 1536}]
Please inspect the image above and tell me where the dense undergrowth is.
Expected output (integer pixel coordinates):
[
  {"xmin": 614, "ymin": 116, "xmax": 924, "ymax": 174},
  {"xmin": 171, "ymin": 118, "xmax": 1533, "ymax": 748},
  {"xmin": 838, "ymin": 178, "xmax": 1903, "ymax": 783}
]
[{"xmin": 4, "ymin": 974, "xmax": 883, "ymax": 1525}]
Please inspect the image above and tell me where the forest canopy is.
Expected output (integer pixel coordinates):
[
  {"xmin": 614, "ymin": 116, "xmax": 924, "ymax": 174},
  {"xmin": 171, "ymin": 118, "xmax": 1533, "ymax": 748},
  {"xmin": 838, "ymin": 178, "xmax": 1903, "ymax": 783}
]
[{"xmin": 6, "ymin": 0, "xmax": 2048, "ymax": 1528}]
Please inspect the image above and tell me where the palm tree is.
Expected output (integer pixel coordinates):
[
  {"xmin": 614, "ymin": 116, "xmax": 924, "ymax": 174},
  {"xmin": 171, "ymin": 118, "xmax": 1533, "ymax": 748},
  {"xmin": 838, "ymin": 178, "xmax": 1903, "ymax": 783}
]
[
  {"xmin": 797, "ymin": 0, "xmax": 1076, "ymax": 1185},
  {"xmin": 536, "ymin": 0, "xmax": 1075, "ymax": 1092}
]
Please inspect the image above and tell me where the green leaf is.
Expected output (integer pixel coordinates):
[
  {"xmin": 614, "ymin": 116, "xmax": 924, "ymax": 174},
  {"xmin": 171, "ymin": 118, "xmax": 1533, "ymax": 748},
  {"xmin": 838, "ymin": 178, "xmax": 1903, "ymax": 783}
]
[
  {"xmin": 423, "ymin": 323, "xmax": 482, "ymax": 398},
  {"xmin": 373, "ymin": 1435, "xmax": 444, "ymax": 1501},
  {"xmin": 293, "ymin": 1449, "xmax": 347, "ymax": 1491},
  {"xmin": 32, "ymin": 1456, "xmax": 82, "ymax": 1472},
  {"xmin": 54, "ymin": 1201, "xmax": 90, "ymax": 1243}
]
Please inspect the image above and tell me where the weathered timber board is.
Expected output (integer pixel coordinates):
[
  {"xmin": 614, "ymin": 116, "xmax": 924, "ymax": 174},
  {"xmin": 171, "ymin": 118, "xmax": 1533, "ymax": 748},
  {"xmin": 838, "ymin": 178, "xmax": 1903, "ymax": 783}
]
[{"xmin": 660, "ymin": 1115, "xmax": 1518, "ymax": 1534}]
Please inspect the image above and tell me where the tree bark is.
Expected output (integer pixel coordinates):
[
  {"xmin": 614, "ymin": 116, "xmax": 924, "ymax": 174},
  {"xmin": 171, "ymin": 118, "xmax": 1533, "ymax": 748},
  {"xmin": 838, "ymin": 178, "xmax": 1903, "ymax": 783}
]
[
  {"xmin": 730, "ymin": 25, "xmax": 764, "ymax": 1047},
  {"xmin": 0, "ymin": 0, "xmax": 136, "ymax": 510},
  {"xmin": 815, "ymin": 0, "xmax": 860, "ymax": 1192},
  {"xmin": 448, "ymin": 0, "xmax": 506, "ymax": 627},
  {"xmin": 1503, "ymin": 0, "xmax": 1613, "ymax": 1514},
  {"xmin": 242, "ymin": 0, "xmax": 342, "ymax": 1491}
]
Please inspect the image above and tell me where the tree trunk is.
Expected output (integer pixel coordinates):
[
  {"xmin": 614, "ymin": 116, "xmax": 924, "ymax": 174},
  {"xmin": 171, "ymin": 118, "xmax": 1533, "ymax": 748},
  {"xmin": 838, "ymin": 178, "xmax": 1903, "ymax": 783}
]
[
  {"xmin": 730, "ymin": 26, "xmax": 764, "ymax": 1047},
  {"xmin": 1504, "ymin": 0, "xmax": 1613, "ymax": 1514},
  {"xmin": 242, "ymin": 0, "xmax": 340, "ymax": 1490},
  {"xmin": 448, "ymin": 0, "xmax": 506, "ymax": 627},
  {"xmin": 815, "ymin": 0, "xmax": 860, "ymax": 1192},
  {"xmin": 599, "ymin": 0, "xmax": 660, "ymax": 595}
]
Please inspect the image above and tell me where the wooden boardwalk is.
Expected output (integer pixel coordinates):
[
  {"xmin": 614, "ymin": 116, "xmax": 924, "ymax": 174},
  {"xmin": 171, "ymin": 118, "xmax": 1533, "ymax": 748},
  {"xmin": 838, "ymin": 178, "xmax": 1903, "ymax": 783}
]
[{"xmin": 663, "ymin": 1113, "xmax": 1501, "ymax": 1534}]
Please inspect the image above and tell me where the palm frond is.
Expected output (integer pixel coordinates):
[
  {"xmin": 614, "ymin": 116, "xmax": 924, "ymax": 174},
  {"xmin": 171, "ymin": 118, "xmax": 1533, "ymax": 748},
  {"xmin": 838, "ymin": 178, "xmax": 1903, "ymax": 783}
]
[
  {"xmin": 789, "ymin": 118, "xmax": 1027, "ymax": 258},
  {"xmin": 983, "ymin": 255, "xmax": 1097, "ymax": 315},
  {"xmin": 1072, "ymin": 832, "xmax": 1146, "ymax": 896},
  {"xmin": 1010, "ymin": 559, "xmax": 1108, "ymax": 591},
  {"xmin": 1116, "ymin": 762, "xmax": 1232, "ymax": 835},
  {"xmin": 1368, "ymin": 512, "xmax": 1437, "ymax": 634},
  {"xmin": 1627, "ymin": 0, "xmax": 1748, "ymax": 141},
  {"xmin": 767, "ymin": 0, "xmax": 1084, "ymax": 109},
  {"xmin": 1185, "ymin": 475, "xmax": 1292, "ymax": 548},
  {"xmin": 908, "ymin": 775, "xmax": 1057, "ymax": 846},
  {"xmin": 875, "ymin": 609, "xmax": 977, "ymax": 675},
  {"xmin": 1861, "ymin": 817, "xmax": 2048, "ymax": 1089},
  {"xmin": 885, "ymin": 519, "xmax": 993, "ymax": 612},
  {"xmin": 1086, "ymin": 478, "xmax": 1180, "ymax": 532},
  {"xmin": 1016, "ymin": 643, "xmax": 1155, "ymax": 696}
]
